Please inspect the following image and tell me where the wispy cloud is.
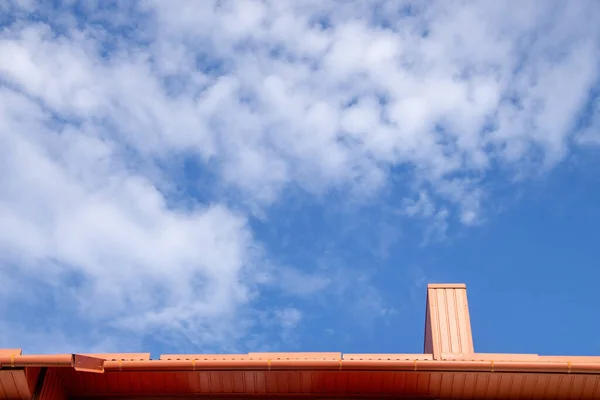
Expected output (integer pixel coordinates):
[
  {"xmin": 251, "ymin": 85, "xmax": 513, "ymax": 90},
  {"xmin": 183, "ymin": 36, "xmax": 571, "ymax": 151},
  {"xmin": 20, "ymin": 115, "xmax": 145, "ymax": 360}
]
[{"xmin": 0, "ymin": 0, "xmax": 598, "ymax": 352}]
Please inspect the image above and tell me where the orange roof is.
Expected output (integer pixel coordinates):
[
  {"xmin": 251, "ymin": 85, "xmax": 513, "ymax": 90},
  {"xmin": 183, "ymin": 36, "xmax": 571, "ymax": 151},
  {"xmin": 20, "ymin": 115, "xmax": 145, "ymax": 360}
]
[{"xmin": 1, "ymin": 284, "xmax": 599, "ymax": 400}]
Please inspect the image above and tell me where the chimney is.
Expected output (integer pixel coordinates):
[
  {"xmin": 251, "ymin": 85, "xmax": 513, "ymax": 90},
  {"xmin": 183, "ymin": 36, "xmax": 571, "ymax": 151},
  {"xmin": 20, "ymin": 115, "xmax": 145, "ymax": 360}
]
[{"xmin": 424, "ymin": 283, "xmax": 474, "ymax": 359}]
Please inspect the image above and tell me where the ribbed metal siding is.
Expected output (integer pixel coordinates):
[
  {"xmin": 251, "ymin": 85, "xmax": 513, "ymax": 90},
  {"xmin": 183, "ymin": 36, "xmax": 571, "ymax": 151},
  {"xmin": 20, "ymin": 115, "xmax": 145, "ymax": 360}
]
[
  {"xmin": 62, "ymin": 369, "xmax": 600, "ymax": 399},
  {"xmin": 424, "ymin": 301, "xmax": 434, "ymax": 354},
  {"xmin": 425, "ymin": 284, "xmax": 474, "ymax": 358},
  {"xmin": 38, "ymin": 369, "xmax": 67, "ymax": 400},
  {"xmin": 0, "ymin": 370, "xmax": 30, "ymax": 400}
]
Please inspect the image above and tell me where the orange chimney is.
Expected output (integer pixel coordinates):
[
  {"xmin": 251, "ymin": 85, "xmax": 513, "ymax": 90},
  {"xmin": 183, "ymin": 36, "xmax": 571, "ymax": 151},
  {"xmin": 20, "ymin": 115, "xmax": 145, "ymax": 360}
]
[{"xmin": 424, "ymin": 283, "xmax": 474, "ymax": 359}]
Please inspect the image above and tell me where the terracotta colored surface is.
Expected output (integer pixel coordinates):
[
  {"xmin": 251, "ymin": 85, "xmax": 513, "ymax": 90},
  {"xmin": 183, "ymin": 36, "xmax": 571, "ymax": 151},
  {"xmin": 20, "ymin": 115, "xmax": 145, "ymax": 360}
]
[
  {"xmin": 2, "ymin": 283, "xmax": 599, "ymax": 399},
  {"xmin": 97, "ymin": 357, "xmax": 600, "ymax": 373},
  {"xmin": 160, "ymin": 354, "xmax": 253, "ymax": 361},
  {"xmin": 0, "ymin": 354, "xmax": 104, "ymax": 373},
  {"xmin": 248, "ymin": 352, "xmax": 342, "ymax": 360},
  {"xmin": 2, "ymin": 352, "xmax": 598, "ymax": 399},
  {"xmin": 25, "ymin": 367, "xmax": 41, "ymax": 398},
  {"xmin": 425, "ymin": 283, "xmax": 474, "ymax": 359},
  {"xmin": 58, "ymin": 369, "xmax": 600, "ymax": 399},
  {"xmin": 38, "ymin": 369, "xmax": 67, "ymax": 400},
  {"xmin": 158, "ymin": 353, "xmax": 344, "ymax": 361},
  {"xmin": 0, "ymin": 351, "xmax": 22, "ymax": 357},
  {"xmin": 83, "ymin": 354, "xmax": 150, "ymax": 361},
  {"xmin": 344, "ymin": 354, "xmax": 434, "ymax": 361},
  {"xmin": 0, "ymin": 367, "xmax": 41, "ymax": 400},
  {"xmin": 427, "ymin": 283, "xmax": 467, "ymax": 289},
  {"xmin": 0, "ymin": 370, "xmax": 30, "ymax": 400},
  {"xmin": 424, "ymin": 305, "xmax": 434, "ymax": 355},
  {"xmin": 441, "ymin": 353, "xmax": 540, "ymax": 361}
]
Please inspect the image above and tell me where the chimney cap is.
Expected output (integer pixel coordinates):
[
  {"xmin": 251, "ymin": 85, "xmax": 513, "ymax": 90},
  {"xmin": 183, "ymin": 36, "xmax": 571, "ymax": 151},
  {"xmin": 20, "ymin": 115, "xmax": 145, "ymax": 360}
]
[{"xmin": 427, "ymin": 283, "xmax": 466, "ymax": 289}]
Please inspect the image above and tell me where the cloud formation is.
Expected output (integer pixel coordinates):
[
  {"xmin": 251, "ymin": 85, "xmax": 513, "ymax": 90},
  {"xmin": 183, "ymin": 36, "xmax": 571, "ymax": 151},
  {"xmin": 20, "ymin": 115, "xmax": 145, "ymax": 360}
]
[{"xmin": 0, "ymin": 0, "xmax": 599, "ymax": 352}]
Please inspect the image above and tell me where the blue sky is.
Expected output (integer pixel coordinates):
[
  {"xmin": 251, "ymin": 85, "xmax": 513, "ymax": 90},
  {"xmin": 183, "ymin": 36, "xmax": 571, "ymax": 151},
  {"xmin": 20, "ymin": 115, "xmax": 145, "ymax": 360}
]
[{"xmin": 0, "ymin": 0, "xmax": 599, "ymax": 358}]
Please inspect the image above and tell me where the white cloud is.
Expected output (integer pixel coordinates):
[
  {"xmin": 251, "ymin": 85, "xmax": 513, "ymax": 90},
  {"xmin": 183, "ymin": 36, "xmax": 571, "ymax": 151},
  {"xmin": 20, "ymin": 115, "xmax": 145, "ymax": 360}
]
[
  {"xmin": 0, "ymin": 0, "xmax": 599, "ymax": 351},
  {"xmin": 0, "ymin": 86, "xmax": 262, "ymax": 349},
  {"xmin": 276, "ymin": 308, "xmax": 302, "ymax": 330},
  {"xmin": 145, "ymin": 0, "xmax": 599, "ymax": 210},
  {"xmin": 577, "ymin": 97, "xmax": 600, "ymax": 146}
]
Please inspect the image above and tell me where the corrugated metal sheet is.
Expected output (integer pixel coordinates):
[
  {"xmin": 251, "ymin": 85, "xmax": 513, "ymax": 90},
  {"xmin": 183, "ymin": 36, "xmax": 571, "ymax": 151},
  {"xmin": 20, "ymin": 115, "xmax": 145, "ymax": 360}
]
[
  {"xmin": 248, "ymin": 352, "xmax": 342, "ymax": 360},
  {"xmin": 83, "ymin": 354, "xmax": 150, "ymax": 361},
  {"xmin": 159, "ymin": 353, "xmax": 343, "ymax": 361},
  {"xmin": 38, "ymin": 369, "xmax": 67, "ymax": 400},
  {"xmin": 0, "ymin": 347, "xmax": 35, "ymax": 398},
  {"xmin": 61, "ymin": 369, "xmax": 600, "ymax": 399},
  {"xmin": 160, "ymin": 354, "xmax": 250, "ymax": 360},
  {"xmin": 26, "ymin": 367, "xmax": 41, "ymax": 397},
  {"xmin": 344, "ymin": 354, "xmax": 433, "ymax": 361},
  {"xmin": 425, "ymin": 283, "xmax": 474, "ymax": 359},
  {"xmin": 424, "ymin": 303, "xmax": 434, "ymax": 354},
  {"xmin": 442, "ymin": 353, "xmax": 539, "ymax": 361},
  {"xmin": 0, "ymin": 370, "xmax": 30, "ymax": 400}
]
